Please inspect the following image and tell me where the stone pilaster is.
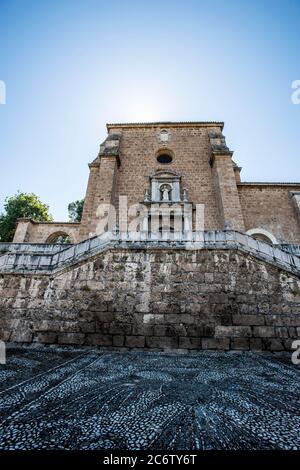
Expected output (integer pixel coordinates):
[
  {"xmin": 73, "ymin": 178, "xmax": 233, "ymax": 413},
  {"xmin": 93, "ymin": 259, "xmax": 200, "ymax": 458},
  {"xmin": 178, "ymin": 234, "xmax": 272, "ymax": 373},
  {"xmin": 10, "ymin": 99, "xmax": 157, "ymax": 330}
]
[
  {"xmin": 291, "ymin": 191, "xmax": 300, "ymax": 225},
  {"xmin": 13, "ymin": 218, "xmax": 35, "ymax": 242},
  {"xmin": 209, "ymin": 131, "xmax": 245, "ymax": 231},
  {"xmin": 79, "ymin": 133, "xmax": 121, "ymax": 240}
]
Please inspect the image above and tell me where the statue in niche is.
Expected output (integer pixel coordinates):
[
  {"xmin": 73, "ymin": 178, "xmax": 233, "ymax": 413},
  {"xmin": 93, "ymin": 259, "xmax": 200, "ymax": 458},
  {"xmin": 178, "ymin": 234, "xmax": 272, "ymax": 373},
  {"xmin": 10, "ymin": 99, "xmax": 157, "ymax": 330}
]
[{"xmin": 160, "ymin": 184, "xmax": 172, "ymax": 201}]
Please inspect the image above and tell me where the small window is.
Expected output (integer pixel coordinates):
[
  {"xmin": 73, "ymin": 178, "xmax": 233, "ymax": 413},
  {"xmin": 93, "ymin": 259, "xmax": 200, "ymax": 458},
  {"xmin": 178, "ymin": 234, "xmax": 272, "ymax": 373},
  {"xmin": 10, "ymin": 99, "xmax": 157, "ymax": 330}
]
[{"xmin": 157, "ymin": 154, "xmax": 173, "ymax": 164}]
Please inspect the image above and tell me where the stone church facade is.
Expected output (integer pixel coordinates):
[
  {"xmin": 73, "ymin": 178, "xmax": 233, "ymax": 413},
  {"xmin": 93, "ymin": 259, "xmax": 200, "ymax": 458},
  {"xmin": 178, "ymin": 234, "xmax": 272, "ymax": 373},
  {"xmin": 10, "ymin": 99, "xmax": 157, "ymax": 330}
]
[
  {"xmin": 1, "ymin": 122, "xmax": 300, "ymax": 351},
  {"xmin": 13, "ymin": 122, "xmax": 300, "ymax": 245}
]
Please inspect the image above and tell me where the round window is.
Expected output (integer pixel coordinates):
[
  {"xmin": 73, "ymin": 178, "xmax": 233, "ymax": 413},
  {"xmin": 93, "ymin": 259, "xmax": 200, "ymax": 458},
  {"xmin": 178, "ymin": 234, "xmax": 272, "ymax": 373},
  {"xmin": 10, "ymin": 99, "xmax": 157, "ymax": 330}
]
[{"xmin": 157, "ymin": 154, "xmax": 173, "ymax": 164}]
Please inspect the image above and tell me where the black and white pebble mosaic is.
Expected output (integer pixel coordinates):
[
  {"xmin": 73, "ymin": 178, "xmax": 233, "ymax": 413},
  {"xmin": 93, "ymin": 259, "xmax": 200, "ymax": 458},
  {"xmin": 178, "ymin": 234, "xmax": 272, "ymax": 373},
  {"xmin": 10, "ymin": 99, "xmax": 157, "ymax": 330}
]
[{"xmin": 0, "ymin": 347, "xmax": 299, "ymax": 450}]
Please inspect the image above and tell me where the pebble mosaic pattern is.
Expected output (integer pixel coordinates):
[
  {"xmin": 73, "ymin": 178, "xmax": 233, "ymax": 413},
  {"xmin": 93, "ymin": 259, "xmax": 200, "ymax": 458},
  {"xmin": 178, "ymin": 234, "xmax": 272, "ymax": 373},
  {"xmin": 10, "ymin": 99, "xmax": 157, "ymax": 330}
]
[{"xmin": 0, "ymin": 347, "xmax": 299, "ymax": 450}]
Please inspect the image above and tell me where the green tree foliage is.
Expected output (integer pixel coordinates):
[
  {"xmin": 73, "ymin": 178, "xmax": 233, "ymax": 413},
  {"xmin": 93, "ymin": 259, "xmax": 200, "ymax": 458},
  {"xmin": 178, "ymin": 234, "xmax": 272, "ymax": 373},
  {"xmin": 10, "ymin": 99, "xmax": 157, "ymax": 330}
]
[
  {"xmin": 0, "ymin": 192, "xmax": 53, "ymax": 242},
  {"xmin": 68, "ymin": 199, "xmax": 84, "ymax": 222}
]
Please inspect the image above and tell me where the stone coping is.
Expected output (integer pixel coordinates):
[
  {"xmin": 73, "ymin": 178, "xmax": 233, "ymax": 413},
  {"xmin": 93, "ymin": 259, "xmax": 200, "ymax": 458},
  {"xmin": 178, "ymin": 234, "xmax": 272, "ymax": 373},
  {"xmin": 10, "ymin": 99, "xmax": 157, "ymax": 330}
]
[
  {"xmin": 0, "ymin": 242, "xmax": 73, "ymax": 254},
  {"xmin": 107, "ymin": 121, "xmax": 224, "ymax": 130},
  {"xmin": 16, "ymin": 218, "xmax": 81, "ymax": 225},
  {"xmin": 238, "ymin": 182, "xmax": 300, "ymax": 186},
  {"xmin": 0, "ymin": 230, "xmax": 300, "ymax": 276}
]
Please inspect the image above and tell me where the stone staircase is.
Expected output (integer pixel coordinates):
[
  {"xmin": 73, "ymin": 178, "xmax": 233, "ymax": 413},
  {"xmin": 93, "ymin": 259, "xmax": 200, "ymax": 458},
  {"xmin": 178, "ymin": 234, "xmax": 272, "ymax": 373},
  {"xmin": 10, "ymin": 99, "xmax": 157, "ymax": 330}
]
[{"xmin": 0, "ymin": 230, "xmax": 299, "ymax": 276}]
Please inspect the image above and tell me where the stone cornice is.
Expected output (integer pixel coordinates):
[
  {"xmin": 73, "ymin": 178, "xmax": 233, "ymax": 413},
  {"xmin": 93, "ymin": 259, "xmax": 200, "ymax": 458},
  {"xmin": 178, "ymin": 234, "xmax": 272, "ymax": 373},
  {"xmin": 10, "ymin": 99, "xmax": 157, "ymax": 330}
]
[
  {"xmin": 88, "ymin": 160, "xmax": 100, "ymax": 168},
  {"xmin": 107, "ymin": 121, "xmax": 224, "ymax": 130},
  {"xmin": 238, "ymin": 182, "xmax": 300, "ymax": 187}
]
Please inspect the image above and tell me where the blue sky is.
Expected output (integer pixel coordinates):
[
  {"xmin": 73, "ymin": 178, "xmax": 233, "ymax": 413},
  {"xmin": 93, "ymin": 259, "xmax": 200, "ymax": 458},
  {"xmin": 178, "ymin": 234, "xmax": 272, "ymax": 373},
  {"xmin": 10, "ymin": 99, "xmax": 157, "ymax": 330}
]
[{"xmin": 0, "ymin": 0, "xmax": 299, "ymax": 220}]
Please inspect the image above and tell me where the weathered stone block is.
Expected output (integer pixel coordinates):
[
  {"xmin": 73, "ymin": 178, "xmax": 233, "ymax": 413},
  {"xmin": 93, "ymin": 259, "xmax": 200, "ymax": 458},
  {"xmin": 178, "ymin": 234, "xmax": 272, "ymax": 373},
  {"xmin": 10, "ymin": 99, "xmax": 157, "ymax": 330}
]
[
  {"xmin": 283, "ymin": 338, "xmax": 295, "ymax": 350},
  {"xmin": 204, "ymin": 273, "xmax": 214, "ymax": 283},
  {"xmin": 109, "ymin": 323, "xmax": 132, "ymax": 335},
  {"xmin": 34, "ymin": 332, "xmax": 57, "ymax": 344},
  {"xmin": 125, "ymin": 336, "xmax": 145, "ymax": 348},
  {"xmin": 250, "ymin": 338, "xmax": 263, "ymax": 350},
  {"xmin": 238, "ymin": 304, "xmax": 258, "ymax": 314},
  {"xmin": 201, "ymin": 338, "xmax": 230, "ymax": 350},
  {"xmin": 210, "ymin": 293, "xmax": 228, "ymax": 304},
  {"xmin": 215, "ymin": 326, "xmax": 252, "ymax": 338},
  {"xmin": 253, "ymin": 326, "xmax": 275, "ymax": 338},
  {"xmin": 232, "ymin": 314, "xmax": 265, "ymax": 326},
  {"xmin": 92, "ymin": 311, "xmax": 114, "ymax": 322},
  {"xmin": 57, "ymin": 333, "xmax": 85, "ymax": 345},
  {"xmin": 131, "ymin": 324, "xmax": 153, "ymax": 336},
  {"xmin": 165, "ymin": 314, "xmax": 194, "ymax": 324},
  {"xmin": 274, "ymin": 327, "xmax": 289, "ymax": 338},
  {"xmin": 113, "ymin": 335, "xmax": 124, "ymax": 347},
  {"xmin": 262, "ymin": 338, "xmax": 285, "ymax": 351},
  {"xmin": 85, "ymin": 334, "xmax": 112, "ymax": 346},
  {"xmin": 258, "ymin": 303, "xmax": 270, "ymax": 313},
  {"xmin": 179, "ymin": 337, "xmax": 201, "ymax": 349},
  {"xmin": 146, "ymin": 336, "xmax": 178, "ymax": 349},
  {"xmin": 134, "ymin": 303, "xmax": 150, "ymax": 313},
  {"xmin": 184, "ymin": 303, "xmax": 205, "ymax": 314},
  {"xmin": 186, "ymin": 325, "xmax": 206, "ymax": 337},
  {"xmin": 218, "ymin": 314, "xmax": 232, "ymax": 326},
  {"xmin": 154, "ymin": 324, "xmax": 187, "ymax": 337},
  {"xmin": 10, "ymin": 330, "xmax": 33, "ymax": 343},
  {"xmin": 231, "ymin": 338, "xmax": 250, "ymax": 350},
  {"xmin": 143, "ymin": 313, "xmax": 164, "ymax": 324},
  {"xmin": 79, "ymin": 322, "xmax": 96, "ymax": 333}
]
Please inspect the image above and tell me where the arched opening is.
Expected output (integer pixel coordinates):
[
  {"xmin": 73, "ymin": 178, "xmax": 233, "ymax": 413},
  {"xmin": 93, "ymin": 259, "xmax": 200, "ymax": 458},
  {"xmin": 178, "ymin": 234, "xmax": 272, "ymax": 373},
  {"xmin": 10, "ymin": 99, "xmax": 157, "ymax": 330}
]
[
  {"xmin": 246, "ymin": 228, "xmax": 277, "ymax": 245},
  {"xmin": 46, "ymin": 232, "xmax": 72, "ymax": 244}
]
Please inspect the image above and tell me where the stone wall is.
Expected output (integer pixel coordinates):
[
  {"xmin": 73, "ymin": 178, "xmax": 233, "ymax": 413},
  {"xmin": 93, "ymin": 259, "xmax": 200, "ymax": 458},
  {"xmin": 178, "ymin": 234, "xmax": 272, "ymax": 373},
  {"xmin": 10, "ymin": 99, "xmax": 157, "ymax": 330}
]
[
  {"xmin": 13, "ymin": 220, "xmax": 81, "ymax": 244},
  {"xmin": 238, "ymin": 184, "xmax": 300, "ymax": 244},
  {"xmin": 79, "ymin": 123, "xmax": 227, "ymax": 240},
  {"xmin": 1, "ymin": 246, "xmax": 299, "ymax": 351}
]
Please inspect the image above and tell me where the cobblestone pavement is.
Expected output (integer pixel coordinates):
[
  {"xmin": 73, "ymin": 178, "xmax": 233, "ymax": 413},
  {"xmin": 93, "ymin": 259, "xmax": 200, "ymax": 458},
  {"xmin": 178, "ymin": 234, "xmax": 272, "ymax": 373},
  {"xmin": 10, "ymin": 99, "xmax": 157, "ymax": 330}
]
[{"xmin": 0, "ymin": 347, "xmax": 299, "ymax": 450}]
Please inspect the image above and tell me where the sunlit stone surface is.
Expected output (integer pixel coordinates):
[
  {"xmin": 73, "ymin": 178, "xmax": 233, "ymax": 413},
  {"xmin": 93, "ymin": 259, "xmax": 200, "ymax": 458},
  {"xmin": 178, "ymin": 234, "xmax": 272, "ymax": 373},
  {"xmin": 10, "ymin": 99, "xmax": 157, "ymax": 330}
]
[{"xmin": 0, "ymin": 347, "xmax": 299, "ymax": 450}]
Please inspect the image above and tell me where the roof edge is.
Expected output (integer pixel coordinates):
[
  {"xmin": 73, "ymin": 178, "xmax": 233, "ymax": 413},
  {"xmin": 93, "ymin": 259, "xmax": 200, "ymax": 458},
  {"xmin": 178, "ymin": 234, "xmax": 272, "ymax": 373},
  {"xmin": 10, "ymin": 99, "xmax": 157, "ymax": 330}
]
[
  {"xmin": 106, "ymin": 121, "xmax": 224, "ymax": 130},
  {"xmin": 16, "ymin": 218, "xmax": 81, "ymax": 225},
  {"xmin": 238, "ymin": 182, "xmax": 300, "ymax": 187}
]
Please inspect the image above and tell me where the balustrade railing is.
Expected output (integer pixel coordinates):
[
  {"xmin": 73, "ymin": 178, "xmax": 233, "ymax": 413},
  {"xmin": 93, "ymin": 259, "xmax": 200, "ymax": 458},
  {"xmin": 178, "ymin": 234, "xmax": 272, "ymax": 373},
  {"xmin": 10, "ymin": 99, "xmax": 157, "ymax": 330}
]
[{"xmin": 0, "ymin": 231, "xmax": 299, "ymax": 275}]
